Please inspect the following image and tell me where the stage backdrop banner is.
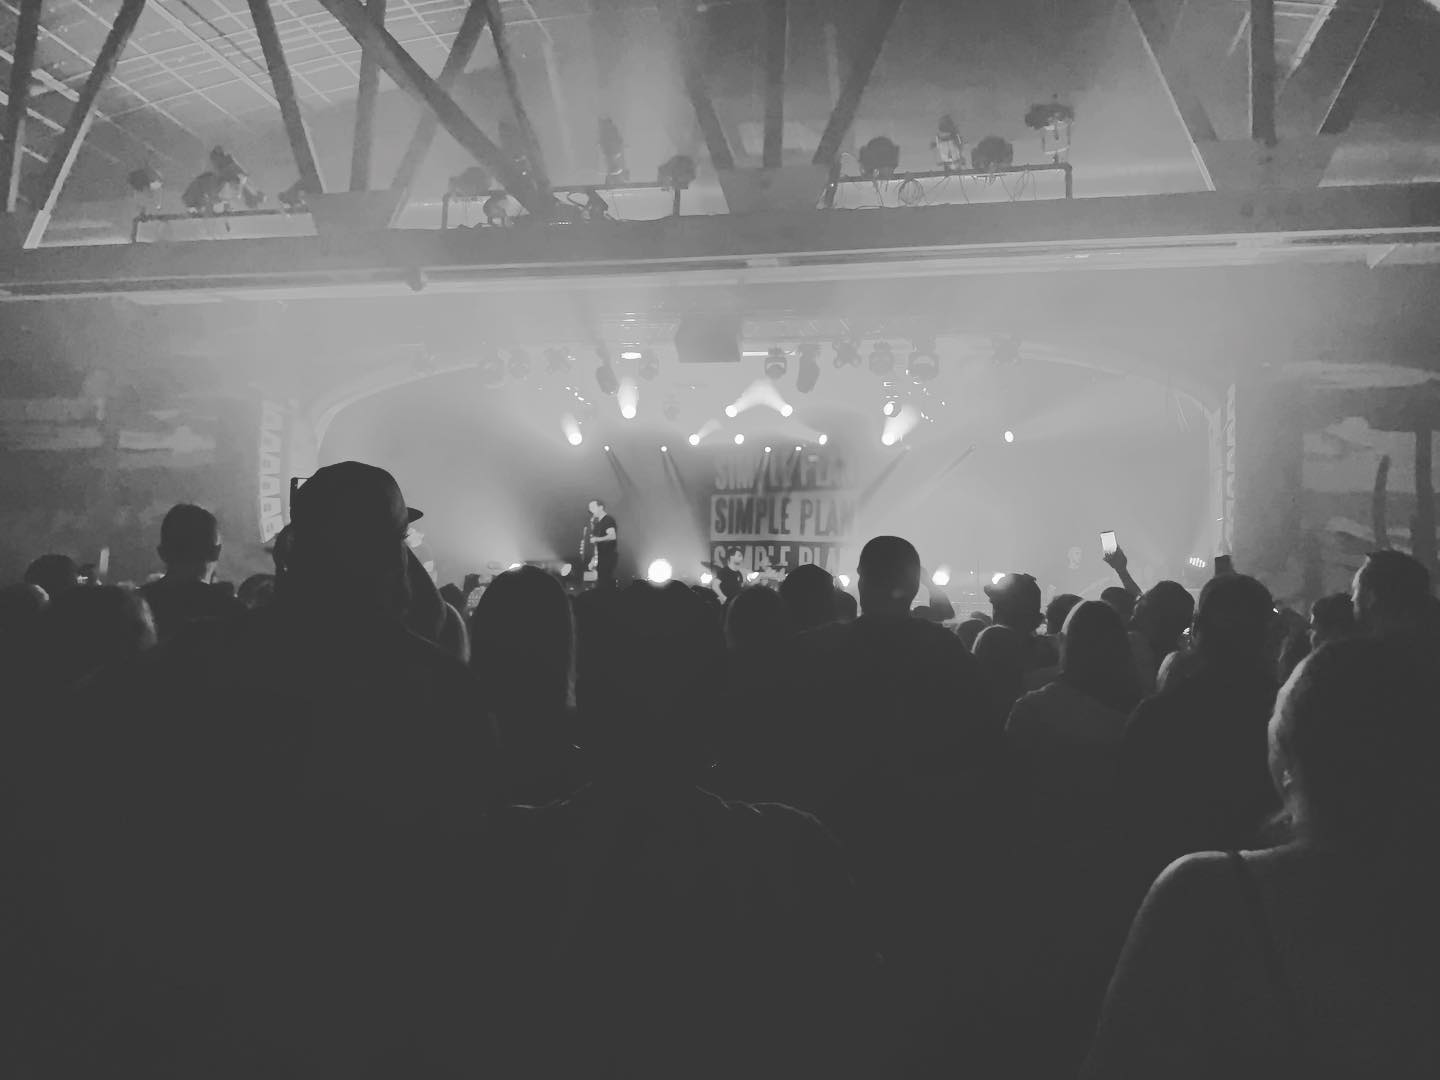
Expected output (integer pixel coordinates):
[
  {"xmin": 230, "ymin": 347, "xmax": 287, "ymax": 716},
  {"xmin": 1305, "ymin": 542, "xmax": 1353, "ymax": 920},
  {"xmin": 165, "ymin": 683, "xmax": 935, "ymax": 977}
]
[{"xmin": 707, "ymin": 447, "xmax": 857, "ymax": 574}]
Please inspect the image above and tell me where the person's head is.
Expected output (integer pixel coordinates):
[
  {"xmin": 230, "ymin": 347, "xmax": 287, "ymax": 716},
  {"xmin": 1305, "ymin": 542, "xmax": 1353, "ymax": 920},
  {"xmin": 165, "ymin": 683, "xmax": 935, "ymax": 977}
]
[
  {"xmin": 955, "ymin": 617, "xmax": 987, "ymax": 651},
  {"xmin": 1044, "ymin": 593, "xmax": 1082, "ymax": 636},
  {"xmin": 726, "ymin": 546, "xmax": 744, "ymax": 570},
  {"xmin": 439, "ymin": 582, "xmax": 466, "ymax": 612},
  {"xmin": 1352, "ymin": 550, "xmax": 1432, "ymax": 637},
  {"xmin": 724, "ymin": 584, "xmax": 788, "ymax": 653},
  {"xmin": 833, "ymin": 588, "xmax": 858, "ymax": 622},
  {"xmin": 588, "ymin": 498, "xmax": 606, "ymax": 519},
  {"xmin": 44, "ymin": 585, "xmax": 155, "ymax": 685},
  {"xmin": 1100, "ymin": 586, "xmax": 1135, "ymax": 623},
  {"xmin": 857, "ymin": 535, "xmax": 921, "ymax": 618},
  {"xmin": 984, "ymin": 572, "xmax": 1042, "ymax": 634},
  {"xmin": 575, "ymin": 581, "xmax": 723, "ymax": 779},
  {"xmin": 779, "ymin": 564, "xmax": 836, "ymax": 631},
  {"xmin": 1270, "ymin": 638, "xmax": 1440, "ymax": 848},
  {"xmin": 282, "ymin": 461, "xmax": 421, "ymax": 618},
  {"xmin": 24, "ymin": 554, "xmax": 81, "ymax": 599},
  {"xmin": 1193, "ymin": 573, "xmax": 1274, "ymax": 666},
  {"xmin": 1309, "ymin": 591, "xmax": 1356, "ymax": 649},
  {"xmin": 972, "ymin": 624, "xmax": 1029, "ymax": 722},
  {"xmin": 157, "ymin": 503, "xmax": 222, "ymax": 580},
  {"xmin": 1133, "ymin": 580, "xmax": 1195, "ymax": 655},
  {"xmin": 237, "ymin": 573, "xmax": 276, "ymax": 610},
  {"xmin": 1059, "ymin": 600, "xmax": 1140, "ymax": 713},
  {"xmin": 469, "ymin": 565, "xmax": 574, "ymax": 720}
]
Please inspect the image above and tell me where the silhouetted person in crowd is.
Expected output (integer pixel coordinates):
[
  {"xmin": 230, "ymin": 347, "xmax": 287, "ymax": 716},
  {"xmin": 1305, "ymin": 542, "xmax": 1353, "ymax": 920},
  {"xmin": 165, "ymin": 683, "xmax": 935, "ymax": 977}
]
[
  {"xmin": 1046, "ymin": 592, "xmax": 1083, "ymax": 636},
  {"xmin": 1351, "ymin": 549, "xmax": 1433, "ymax": 641},
  {"xmin": 779, "ymin": 563, "xmax": 836, "ymax": 631},
  {"xmin": 468, "ymin": 565, "xmax": 581, "ymax": 805},
  {"xmin": 23, "ymin": 553, "xmax": 80, "ymax": 599},
  {"xmin": 973, "ymin": 622, "xmax": 1032, "ymax": 722},
  {"xmin": 834, "ymin": 587, "xmax": 858, "ymax": 622},
  {"xmin": 489, "ymin": 581, "xmax": 877, "ymax": 1079},
  {"xmin": 955, "ymin": 616, "xmax": 987, "ymax": 650},
  {"xmin": 11, "ymin": 462, "xmax": 494, "ymax": 1073},
  {"xmin": 1101, "ymin": 586, "xmax": 1136, "ymax": 624},
  {"xmin": 140, "ymin": 503, "xmax": 241, "ymax": 643},
  {"xmin": 236, "ymin": 572, "xmax": 275, "ymax": 610},
  {"xmin": 1086, "ymin": 639, "xmax": 1440, "ymax": 1078},
  {"xmin": 725, "ymin": 583, "xmax": 789, "ymax": 654},
  {"xmin": 403, "ymin": 546, "xmax": 469, "ymax": 662},
  {"xmin": 1129, "ymin": 579, "xmax": 1195, "ymax": 691},
  {"xmin": 41, "ymin": 585, "xmax": 156, "ymax": 688},
  {"xmin": 1119, "ymin": 574, "xmax": 1280, "ymax": 887},
  {"xmin": 0, "ymin": 583, "xmax": 50, "ymax": 757},
  {"xmin": 1308, "ymin": 591, "xmax": 1356, "ymax": 650}
]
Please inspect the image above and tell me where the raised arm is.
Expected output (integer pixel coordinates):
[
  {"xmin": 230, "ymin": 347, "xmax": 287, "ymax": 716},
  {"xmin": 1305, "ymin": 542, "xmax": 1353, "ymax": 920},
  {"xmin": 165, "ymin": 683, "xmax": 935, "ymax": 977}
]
[{"xmin": 1104, "ymin": 546, "xmax": 1143, "ymax": 598}]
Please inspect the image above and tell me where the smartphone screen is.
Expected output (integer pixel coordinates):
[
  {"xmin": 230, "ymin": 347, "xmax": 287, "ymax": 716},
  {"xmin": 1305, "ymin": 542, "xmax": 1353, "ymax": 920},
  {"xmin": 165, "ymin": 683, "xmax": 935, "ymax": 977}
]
[
  {"xmin": 1214, "ymin": 554, "xmax": 1234, "ymax": 576},
  {"xmin": 1100, "ymin": 531, "xmax": 1118, "ymax": 556}
]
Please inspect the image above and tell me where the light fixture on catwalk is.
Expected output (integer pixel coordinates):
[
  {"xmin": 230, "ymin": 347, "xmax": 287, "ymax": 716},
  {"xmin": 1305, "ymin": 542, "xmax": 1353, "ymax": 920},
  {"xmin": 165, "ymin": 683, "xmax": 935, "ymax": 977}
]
[
  {"xmin": 598, "ymin": 117, "xmax": 629, "ymax": 183},
  {"xmin": 869, "ymin": 341, "xmax": 895, "ymax": 376},
  {"xmin": 595, "ymin": 350, "xmax": 620, "ymax": 396},
  {"xmin": 934, "ymin": 115, "xmax": 964, "ymax": 173},
  {"xmin": 796, "ymin": 344, "xmax": 821, "ymax": 394},
  {"xmin": 833, "ymin": 341, "xmax": 863, "ymax": 369},
  {"xmin": 765, "ymin": 347, "xmax": 788, "ymax": 381},
  {"xmin": 908, "ymin": 338, "xmax": 939, "ymax": 382}
]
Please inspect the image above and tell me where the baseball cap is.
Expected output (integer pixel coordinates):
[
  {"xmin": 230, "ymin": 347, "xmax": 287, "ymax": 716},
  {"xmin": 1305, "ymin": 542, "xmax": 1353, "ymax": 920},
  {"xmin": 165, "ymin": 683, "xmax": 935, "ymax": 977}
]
[
  {"xmin": 984, "ymin": 572, "xmax": 1042, "ymax": 611},
  {"xmin": 290, "ymin": 462, "xmax": 422, "ymax": 539}
]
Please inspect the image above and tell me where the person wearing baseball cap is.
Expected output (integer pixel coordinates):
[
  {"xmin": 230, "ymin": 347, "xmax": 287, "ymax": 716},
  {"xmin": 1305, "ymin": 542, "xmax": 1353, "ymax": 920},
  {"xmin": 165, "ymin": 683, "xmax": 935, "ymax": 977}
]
[{"xmin": 984, "ymin": 572, "xmax": 1043, "ymax": 635}]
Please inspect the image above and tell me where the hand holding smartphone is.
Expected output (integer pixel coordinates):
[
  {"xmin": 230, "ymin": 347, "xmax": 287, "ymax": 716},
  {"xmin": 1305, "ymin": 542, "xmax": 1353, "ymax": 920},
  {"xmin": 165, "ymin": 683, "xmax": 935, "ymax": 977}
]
[{"xmin": 1100, "ymin": 531, "xmax": 1118, "ymax": 557}]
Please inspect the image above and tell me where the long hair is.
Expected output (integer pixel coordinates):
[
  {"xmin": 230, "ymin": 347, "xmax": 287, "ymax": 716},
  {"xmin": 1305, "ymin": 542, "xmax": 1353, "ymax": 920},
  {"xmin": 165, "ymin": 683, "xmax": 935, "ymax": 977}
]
[{"xmin": 1058, "ymin": 600, "xmax": 1141, "ymax": 713}]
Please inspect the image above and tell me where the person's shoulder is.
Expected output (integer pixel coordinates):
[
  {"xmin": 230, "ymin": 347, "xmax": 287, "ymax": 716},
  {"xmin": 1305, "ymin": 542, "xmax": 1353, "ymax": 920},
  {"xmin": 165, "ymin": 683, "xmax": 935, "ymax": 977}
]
[{"xmin": 1129, "ymin": 851, "xmax": 1246, "ymax": 940}]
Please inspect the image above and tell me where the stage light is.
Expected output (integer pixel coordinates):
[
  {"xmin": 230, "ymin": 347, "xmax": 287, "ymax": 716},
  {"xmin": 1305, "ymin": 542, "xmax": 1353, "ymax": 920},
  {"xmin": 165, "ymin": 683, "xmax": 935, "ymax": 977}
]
[
  {"xmin": 932, "ymin": 566, "xmax": 951, "ymax": 588},
  {"xmin": 779, "ymin": 403, "xmax": 794, "ymax": 417},
  {"xmin": 1188, "ymin": 556, "xmax": 1207, "ymax": 570},
  {"xmin": 509, "ymin": 562, "xmax": 523, "ymax": 570},
  {"xmin": 734, "ymin": 434, "xmax": 745, "ymax": 445},
  {"xmin": 794, "ymin": 445, "xmax": 803, "ymax": 452},
  {"xmin": 992, "ymin": 572, "xmax": 1006, "ymax": 585},
  {"xmin": 838, "ymin": 574, "xmax": 851, "ymax": 588},
  {"xmin": 908, "ymin": 338, "xmax": 939, "ymax": 382},
  {"xmin": 883, "ymin": 398, "xmax": 898, "ymax": 417},
  {"xmin": 858, "ymin": 135, "xmax": 900, "ymax": 179},
  {"xmin": 700, "ymin": 571, "xmax": 714, "ymax": 586},
  {"xmin": 796, "ymin": 344, "xmax": 821, "ymax": 394},
  {"xmin": 747, "ymin": 571, "xmax": 760, "ymax": 582},
  {"xmin": 660, "ymin": 445, "xmax": 669, "ymax": 453},
  {"xmin": 818, "ymin": 434, "xmax": 829, "ymax": 446},
  {"xmin": 618, "ymin": 377, "xmax": 638, "ymax": 419},
  {"xmin": 881, "ymin": 432, "xmax": 898, "ymax": 446},
  {"xmin": 688, "ymin": 433, "xmax": 701, "ymax": 446},
  {"xmin": 128, "ymin": 165, "xmax": 162, "ymax": 194},
  {"xmin": 567, "ymin": 431, "xmax": 583, "ymax": 446},
  {"xmin": 869, "ymin": 342, "xmax": 895, "ymax": 376},
  {"xmin": 1003, "ymin": 430, "xmax": 1015, "ymax": 443},
  {"xmin": 595, "ymin": 355, "xmax": 620, "ymax": 395},
  {"xmin": 765, "ymin": 346, "xmax": 788, "ymax": 380},
  {"xmin": 598, "ymin": 116, "xmax": 628, "ymax": 183},
  {"xmin": 560, "ymin": 562, "xmax": 574, "ymax": 577},
  {"xmin": 603, "ymin": 445, "xmax": 611, "ymax": 452},
  {"xmin": 833, "ymin": 341, "xmax": 862, "ymax": 369},
  {"xmin": 935, "ymin": 114, "xmax": 964, "ymax": 172},
  {"xmin": 764, "ymin": 446, "xmax": 772, "ymax": 454},
  {"xmin": 620, "ymin": 348, "xmax": 643, "ymax": 361},
  {"xmin": 725, "ymin": 404, "xmax": 739, "ymax": 418},
  {"xmin": 647, "ymin": 559, "xmax": 673, "ymax": 584}
]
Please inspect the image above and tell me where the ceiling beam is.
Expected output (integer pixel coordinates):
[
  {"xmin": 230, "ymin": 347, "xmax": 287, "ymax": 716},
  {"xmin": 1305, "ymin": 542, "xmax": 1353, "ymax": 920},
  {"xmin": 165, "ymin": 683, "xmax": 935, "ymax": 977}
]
[
  {"xmin": 350, "ymin": 0, "xmax": 386, "ymax": 191},
  {"xmin": 484, "ymin": 0, "xmax": 550, "ymax": 194},
  {"xmin": 1, "ymin": 0, "xmax": 42, "ymax": 213},
  {"xmin": 1250, "ymin": 0, "xmax": 1277, "ymax": 146},
  {"xmin": 319, "ymin": 0, "xmax": 548, "ymax": 216},
  {"xmin": 1278, "ymin": 1, "xmax": 1386, "ymax": 138},
  {"xmin": 249, "ymin": 0, "xmax": 326, "ymax": 196},
  {"xmin": 762, "ymin": 0, "xmax": 788, "ymax": 169},
  {"xmin": 672, "ymin": 0, "xmax": 734, "ymax": 172},
  {"xmin": 1127, "ymin": 0, "xmax": 1217, "ymax": 190},
  {"xmin": 813, "ymin": 0, "xmax": 904, "ymax": 169},
  {"xmin": 23, "ymin": 0, "xmax": 149, "ymax": 249},
  {"xmin": 147, "ymin": 0, "xmax": 279, "ymax": 109}
]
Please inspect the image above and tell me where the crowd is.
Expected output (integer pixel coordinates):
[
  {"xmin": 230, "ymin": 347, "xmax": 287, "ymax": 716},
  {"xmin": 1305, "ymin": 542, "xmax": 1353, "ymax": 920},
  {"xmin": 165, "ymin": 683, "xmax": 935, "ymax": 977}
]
[{"xmin": 1, "ymin": 459, "xmax": 1437, "ymax": 1077}]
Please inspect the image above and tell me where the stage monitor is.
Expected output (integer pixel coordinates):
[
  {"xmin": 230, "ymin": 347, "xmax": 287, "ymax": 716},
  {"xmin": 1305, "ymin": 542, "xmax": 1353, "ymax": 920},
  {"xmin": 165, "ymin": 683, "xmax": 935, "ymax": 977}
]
[{"xmin": 675, "ymin": 314, "xmax": 741, "ymax": 364}]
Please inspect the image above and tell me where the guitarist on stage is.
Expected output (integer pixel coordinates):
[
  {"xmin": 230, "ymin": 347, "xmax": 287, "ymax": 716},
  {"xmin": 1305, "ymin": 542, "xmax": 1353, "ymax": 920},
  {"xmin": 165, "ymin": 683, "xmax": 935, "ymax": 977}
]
[{"xmin": 585, "ymin": 499, "xmax": 619, "ymax": 589}]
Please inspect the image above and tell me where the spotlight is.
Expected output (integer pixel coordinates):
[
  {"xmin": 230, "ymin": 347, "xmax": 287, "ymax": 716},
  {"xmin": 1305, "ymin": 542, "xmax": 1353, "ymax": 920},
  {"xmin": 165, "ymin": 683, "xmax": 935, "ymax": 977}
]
[
  {"xmin": 833, "ymin": 341, "xmax": 863, "ymax": 369},
  {"xmin": 992, "ymin": 572, "xmax": 1006, "ymax": 585},
  {"xmin": 734, "ymin": 434, "xmax": 745, "ymax": 445},
  {"xmin": 858, "ymin": 135, "xmax": 901, "ymax": 179},
  {"xmin": 725, "ymin": 405, "xmax": 739, "ymax": 418},
  {"xmin": 688, "ymin": 433, "xmax": 701, "ymax": 446},
  {"xmin": 544, "ymin": 347, "xmax": 572, "ymax": 374},
  {"xmin": 620, "ymin": 348, "xmax": 643, "ymax": 361},
  {"xmin": 794, "ymin": 445, "xmax": 803, "ymax": 452},
  {"xmin": 883, "ymin": 398, "xmax": 898, "ymax": 417},
  {"xmin": 881, "ymin": 432, "xmax": 897, "ymax": 446},
  {"xmin": 560, "ymin": 562, "xmax": 574, "ymax": 577},
  {"xmin": 658, "ymin": 154, "xmax": 697, "ymax": 192},
  {"xmin": 818, "ymin": 433, "xmax": 829, "ymax": 446},
  {"xmin": 932, "ymin": 566, "xmax": 951, "ymax": 588},
  {"xmin": 660, "ymin": 445, "xmax": 669, "ymax": 453},
  {"xmin": 567, "ymin": 430, "xmax": 584, "ymax": 446},
  {"xmin": 595, "ymin": 355, "xmax": 620, "ymax": 396},
  {"xmin": 1003, "ymin": 430, "xmax": 1015, "ymax": 443},
  {"xmin": 603, "ymin": 445, "xmax": 611, "ymax": 452},
  {"xmin": 780, "ymin": 404, "xmax": 794, "ymax": 418},
  {"xmin": 972, "ymin": 135, "xmax": 1015, "ymax": 174},
  {"xmin": 620, "ymin": 402, "xmax": 637, "ymax": 420},
  {"xmin": 838, "ymin": 574, "xmax": 851, "ymax": 588},
  {"xmin": 764, "ymin": 446, "xmax": 772, "ymax": 454},
  {"xmin": 507, "ymin": 349, "xmax": 531, "ymax": 379},
  {"xmin": 796, "ymin": 343, "xmax": 821, "ymax": 393},
  {"xmin": 908, "ymin": 338, "xmax": 939, "ymax": 382},
  {"xmin": 647, "ymin": 558, "xmax": 673, "ymax": 584},
  {"xmin": 764, "ymin": 346, "xmax": 788, "ymax": 381},
  {"xmin": 747, "ymin": 571, "xmax": 760, "ymax": 582},
  {"xmin": 699, "ymin": 570, "xmax": 714, "ymax": 586},
  {"xmin": 868, "ymin": 341, "xmax": 895, "ymax": 376}
]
